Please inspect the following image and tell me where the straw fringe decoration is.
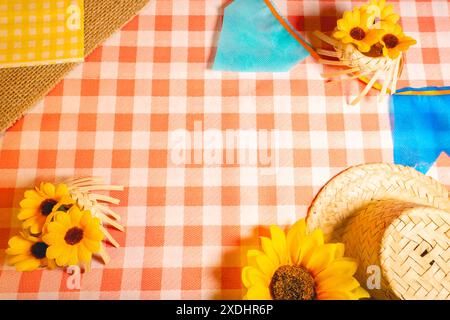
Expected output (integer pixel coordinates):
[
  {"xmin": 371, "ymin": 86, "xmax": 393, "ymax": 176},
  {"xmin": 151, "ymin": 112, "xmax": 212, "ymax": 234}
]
[
  {"xmin": 314, "ymin": 31, "xmax": 403, "ymax": 105},
  {"xmin": 65, "ymin": 177, "xmax": 124, "ymax": 264}
]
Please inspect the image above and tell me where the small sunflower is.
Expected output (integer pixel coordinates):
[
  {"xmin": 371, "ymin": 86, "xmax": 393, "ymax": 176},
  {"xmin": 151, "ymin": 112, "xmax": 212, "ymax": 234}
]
[
  {"xmin": 242, "ymin": 219, "xmax": 370, "ymax": 300},
  {"xmin": 380, "ymin": 22, "xmax": 416, "ymax": 59},
  {"xmin": 6, "ymin": 232, "xmax": 55, "ymax": 271},
  {"xmin": 361, "ymin": 0, "xmax": 400, "ymax": 26},
  {"xmin": 18, "ymin": 182, "xmax": 72, "ymax": 235},
  {"xmin": 333, "ymin": 8, "xmax": 384, "ymax": 52},
  {"xmin": 43, "ymin": 206, "xmax": 104, "ymax": 267}
]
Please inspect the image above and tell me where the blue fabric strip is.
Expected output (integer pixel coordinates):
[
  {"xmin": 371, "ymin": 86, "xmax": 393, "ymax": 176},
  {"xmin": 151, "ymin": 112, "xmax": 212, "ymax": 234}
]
[
  {"xmin": 391, "ymin": 87, "xmax": 450, "ymax": 173},
  {"xmin": 213, "ymin": 0, "xmax": 311, "ymax": 72}
]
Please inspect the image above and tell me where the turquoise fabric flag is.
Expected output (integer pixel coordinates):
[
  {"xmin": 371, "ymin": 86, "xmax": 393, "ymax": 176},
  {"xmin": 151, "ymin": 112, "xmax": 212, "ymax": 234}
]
[
  {"xmin": 213, "ymin": 0, "xmax": 314, "ymax": 72},
  {"xmin": 391, "ymin": 87, "xmax": 450, "ymax": 174}
]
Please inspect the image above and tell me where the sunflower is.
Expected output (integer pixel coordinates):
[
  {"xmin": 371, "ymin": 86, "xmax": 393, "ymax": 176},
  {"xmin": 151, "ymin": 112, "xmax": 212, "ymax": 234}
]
[
  {"xmin": 43, "ymin": 206, "xmax": 104, "ymax": 267},
  {"xmin": 241, "ymin": 219, "xmax": 370, "ymax": 300},
  {"xmin": 18, "ymin": 182, "xmax": 73, "ymax": 235},
  {"xmin": 361, "ymin": 0, "xmax": 400, "ymax": 26},
  {"xmin": 5, "ymin": 232, "xmax": 56, "ymax": 271},
  {"xmin": 380, "ymin": 22, "xmax": 416, "ymax": 59},
  {"xmin": 333, "ymin": 8, "xmax": 384, "ymax": 52}
]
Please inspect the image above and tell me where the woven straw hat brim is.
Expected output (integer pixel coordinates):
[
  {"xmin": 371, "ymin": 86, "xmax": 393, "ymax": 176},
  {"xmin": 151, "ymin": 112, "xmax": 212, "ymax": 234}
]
[{"xmin": 307, "ymin": 163, "xmax": 450, "ymax": 242}]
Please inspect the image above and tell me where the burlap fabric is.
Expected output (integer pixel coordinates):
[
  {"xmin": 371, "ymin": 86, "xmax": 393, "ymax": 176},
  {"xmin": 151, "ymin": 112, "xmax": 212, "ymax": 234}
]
[{"xmin": 0, "ymin": 0, "xmax": 150, "ymax": 132}]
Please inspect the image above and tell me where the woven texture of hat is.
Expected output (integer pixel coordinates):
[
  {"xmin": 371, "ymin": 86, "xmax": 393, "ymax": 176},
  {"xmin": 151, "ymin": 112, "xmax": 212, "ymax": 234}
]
[
  {"xmin": 382, "ymin": 208, "xmax": 450, "ymax": 300},
  {"xmin": 307, "ymin": 163, "xmax": 450, "ymax": 242},
  {"xmin": 343, "ymin": 200, "xmax": 450, "ymax": 300},
  {"xmin": 0, "ymin": 0, "xmax": 150, "ymax": 132}
]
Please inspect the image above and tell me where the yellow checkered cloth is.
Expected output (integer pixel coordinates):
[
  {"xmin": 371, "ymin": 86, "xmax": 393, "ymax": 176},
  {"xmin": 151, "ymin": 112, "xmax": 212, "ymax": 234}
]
[{"xmin": 0, "ymin": 0, "xmax": 84, "ymax": 68}]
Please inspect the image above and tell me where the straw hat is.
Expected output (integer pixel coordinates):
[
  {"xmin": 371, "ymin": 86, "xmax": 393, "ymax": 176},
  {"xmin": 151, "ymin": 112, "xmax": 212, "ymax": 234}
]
[{"xmin": 307, "ymin": 163, "xmax": 450, "ymax": 300}]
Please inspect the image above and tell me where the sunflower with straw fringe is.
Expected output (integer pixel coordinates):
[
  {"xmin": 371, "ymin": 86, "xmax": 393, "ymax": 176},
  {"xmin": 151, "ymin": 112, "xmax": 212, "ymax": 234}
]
[{"xmin": 242, "ymin": 219, "xmax": 369, "ymax": 300}]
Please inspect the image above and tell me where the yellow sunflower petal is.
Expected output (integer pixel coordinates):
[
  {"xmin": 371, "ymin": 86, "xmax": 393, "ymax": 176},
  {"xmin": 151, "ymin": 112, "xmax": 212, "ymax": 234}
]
[
  {"xmin": 17, "ymin": 208, "xmax": 37, "ymax": 220},
  {"xmin": 317, "ymin": 276, "xmax": 361, "ymax": 294},
  {"xmin": 380, "ymin": 21, "xmax": 394, "ymax": 33},
  {"xmin": 298, "ymin": 228, "xmax": 324, "ymax": 266},
  {"xmin": 255, "ymin": 253, "xmax": 276, "ymax": 277},
  {"xmin": 269, "ymin": 225, "xmax": 287, "ymax": 265},
  {"xmin": 43, "ymin": 230, "xmax": 65, "ymax": 245},
  {"xmin": 46, "ymin": 242, "xmax": 65, "ymax": 259},
  {"xmin": 341, "ymin": 36, "xmax": 354, "ymax": 44},
  {"xmin": 357, "ymin": 41, "xmax": 371, "ymax": 52},
  {"xmin": 85, "ymin": 216, "xmax": 101, "ymax": 230},
  {"xmin": 47, "ymin": 221, "xmax": 66, "ymax": 235},
  {"xmin": 80, "ymin": 210, "xmax": 93, "ymax": 227},
  {"xmin": 365, "ymin": 29, "xmax": 383, "ymax": 44},
  {"xmin": 381, "ymin": 4, "xmax": 394, "ymax": 17},
  {"xmin": 15, "ymin": 258, "xmax": 41, "ymax": 272},
  {"xmin": 55, "ymin": 184, "xmax": 69, "ymax": 198},
  {"xmin": 55, "ymin": 245, "xmax": 71, "ymax": 266},
  {"xmin": 260, "ymin": 237, "xmax": 279, "ymax": 266},
  {"xmin": 305, "ymin": 243, "xmax": 338, "ymax": 276},
  {"xmin": 332, "ymin": 30, "xmax": 348, "ymax": 40},
  {"xmin": 67, "ymin": 245, "xmax": 79, "ymax": 266},
  {"xmin": 29, "ymin": 221, "xmax": 43, "ymax": 235},
  {"xmin": 46, "ymin": 259, "xmax": 57, "ymax": 270},
  {"xmin": 286, "ymin": 219, "xmax": 306, "ymax": 264},
  {"xmin": 19, "ymin": 198, "xmax": 40, "ymax": 209},
  {"xmin": 337, "ymin": 18, "xmax": 350, "ymax": 32},
  {"xmin": 7, "ymin": 254, "xmax": 29, "ymax": 265},
  {"xmin": 70, "ymin": 207, "xmax": 83, "ymax": 226},
  {"xmin": 84, "ymin": 225, "xmax": 104, "ymax": 241},
  {"xmin": 55, "ymin": 211, "xmax": 72, "ymax": 228},
  {"xmin": 351, "ymin": 286, "xmax": 371, "ymax": 299},
  {"xmin": 42, "ymin": 183, "xmax": 56, "ymax": 197},
  {"xmin": 24, "ymin": 189, "xmax": 44, "ymax": 201},
  {"xmin": 7, "ymin": 236, "xmax": 32, "ymax": 250},
  {"xmin": 317, "ymin": 290, "xmax": 354, "ymax": 300},
  {"xmin": 22, "ymin": 216, "xmax": 37, "ymax": 229},
  {"xmin": 82, "ymin": 238, "xmax": 101, "ymax": 253},
  {"xmin": 78, "ymin": 242, "xmax": 92, "ymax": 263},
  {"xmin": 315, "ymin": 258, "xmax": 358, "ymax": 283},
  {"xmin": 242, "ymin": 266, "xmax": 269, "ymax": 288},
  {"xmin": 388, "ymin": 48, "xmax": 400, "ymax": 59},
  {"xmin": 246, "ymin": 249, "xmax": 263, "ymax": 267},
  {"xmin": 384, "ymin": 13, "xmax": 399, "ymax": 24},
  {"xmin": 352, "ymin": 8, "xmax": 361, "ymax": 26},
  {"xmin": 396, "ymin": 37, "xmax": 417, "ymax": 51},
  {"xmin": 246, "ymin": 285, "xmax": 271, "ymax": 300},
  {"xmin": 242, "ymin": 266, "xmax": 252, "ymax": 288}
]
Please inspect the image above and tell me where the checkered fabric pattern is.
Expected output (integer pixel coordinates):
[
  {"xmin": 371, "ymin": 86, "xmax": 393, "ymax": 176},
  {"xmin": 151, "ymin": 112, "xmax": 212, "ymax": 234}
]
[
  {"xmin": 0, "ymin": 0, "xmax": 449, "ymax": 299},
  {"xmin": 0, "ymin": 0, "xmax": 84, "ymax": 68}
]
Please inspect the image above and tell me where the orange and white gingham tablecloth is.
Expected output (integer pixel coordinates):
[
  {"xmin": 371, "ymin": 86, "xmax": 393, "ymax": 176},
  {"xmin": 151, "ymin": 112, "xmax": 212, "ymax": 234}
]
[{"xmin": 0, "ymin": 0, "xmax": 449, "ymax": 299}]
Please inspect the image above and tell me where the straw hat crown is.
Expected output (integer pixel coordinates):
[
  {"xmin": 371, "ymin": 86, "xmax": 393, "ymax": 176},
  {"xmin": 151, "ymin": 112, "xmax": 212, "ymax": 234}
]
[{"xmin": 307, "ymin": 163, "xmax": 450, "ymax": 300}]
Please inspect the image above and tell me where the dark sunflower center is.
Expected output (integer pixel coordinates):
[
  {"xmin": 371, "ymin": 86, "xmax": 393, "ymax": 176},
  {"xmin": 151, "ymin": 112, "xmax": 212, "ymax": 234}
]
[
  {"xmin": 64, "ymin": 227, "xmax": 84, "ymax": 245},
  {"xmin": 383, "ymin": 34, "xmax": 399, "ymax": 48},
  {"xmin": 350, "ymin": 27, "xmax": 366, "ymax": 40},
  {"xmin": 30, "ymin": 242, "xmax": 48, "ymax": 259},
  {"xmin": 364, "ymin": 42, "xmax": 384, "ymax": 57},
  {"xmin": 40, "ymin": 199, "xmax": 58, "ymax": 216},
  {"xmin": 269, "ymin": 265, "xmax": 316, "ymax": 300}
]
